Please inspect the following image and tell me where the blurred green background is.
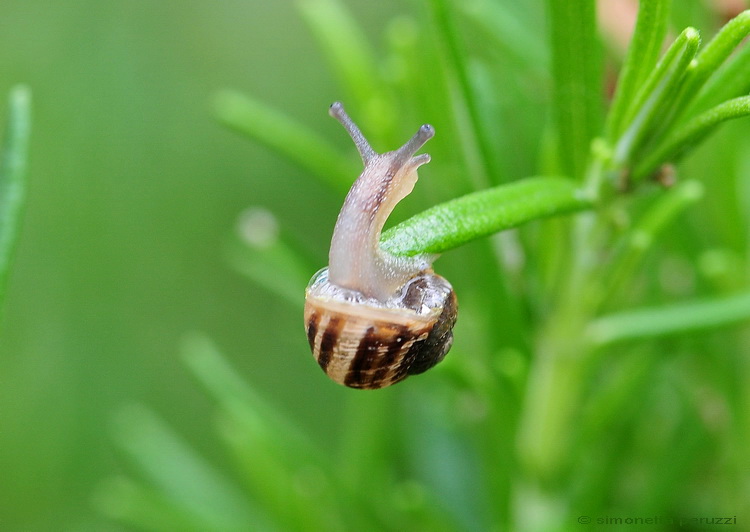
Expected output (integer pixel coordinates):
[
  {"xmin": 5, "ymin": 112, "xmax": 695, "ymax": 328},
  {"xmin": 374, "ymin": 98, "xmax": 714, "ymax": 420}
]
[
  {"xmin": 2, "ymin": 0, "xmax": 750, "ymax": 530},
  {"xmin": 0, "ymin": 1, "xmax": 386, "ymax": 528}
]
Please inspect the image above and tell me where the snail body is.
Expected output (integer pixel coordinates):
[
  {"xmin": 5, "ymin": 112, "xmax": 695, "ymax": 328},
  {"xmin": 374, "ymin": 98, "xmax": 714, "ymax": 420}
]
[{"xmin": 304, "ymin": 102, "xmax": 457, "ymax": 390}]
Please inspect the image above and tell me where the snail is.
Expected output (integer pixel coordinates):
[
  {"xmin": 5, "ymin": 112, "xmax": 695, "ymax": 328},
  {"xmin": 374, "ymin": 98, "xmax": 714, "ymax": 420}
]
[{"xmin": 304, "ymin": 102, "xmax": 457, "ymax": 389}]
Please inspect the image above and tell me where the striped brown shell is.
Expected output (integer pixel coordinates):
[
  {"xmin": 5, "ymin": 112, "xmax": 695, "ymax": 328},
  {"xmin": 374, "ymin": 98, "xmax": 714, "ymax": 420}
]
[{"xmin": 305, "ymin": 270, "xmax": 457, "ymax": 389}]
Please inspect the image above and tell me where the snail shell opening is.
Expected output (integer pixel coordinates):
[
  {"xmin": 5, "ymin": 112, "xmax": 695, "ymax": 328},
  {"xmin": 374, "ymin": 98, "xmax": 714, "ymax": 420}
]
[{"xmin": 305, "ymin": 268, "xmax": 457, "ymax": 389}]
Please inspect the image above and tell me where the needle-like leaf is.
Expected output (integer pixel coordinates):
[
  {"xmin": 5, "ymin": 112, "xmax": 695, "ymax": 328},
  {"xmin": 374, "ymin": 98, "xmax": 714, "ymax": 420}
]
[
  {"xmin": 545, "ymin": 0, "xmax": 603, "ymax": 180},
  {"xmin": 381, "ymin": 176, "xmax": 592, "ymax": 256},
  {"xmin": 588, "ymin": 291, "xmax": 750, "ymax": 346},
  {"xmin": 606, "ymin": 0, "xmax": 671, "ymax": 141},
  {"xmin": 0, "ymin": 85, "xmax": 31, "ymax": 306}
]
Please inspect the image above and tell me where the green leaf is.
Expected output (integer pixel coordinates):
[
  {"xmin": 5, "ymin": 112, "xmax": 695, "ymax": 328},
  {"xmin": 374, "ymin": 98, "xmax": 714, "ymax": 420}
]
[
  {"xmin": 685, "ymin": 38, "xmax": 750, "ymax": 117},
  {"xmin": 428, "ymin": 0, "xmax": 497, "ymax": 186},
  {"xmin": 381, "ymin": 176, "xmax": 592, "ymax": 257},
  {"xmin": 95, "ymin": 477, "xmax": 237, "ymax": 532},
  {"xmin": 296, "ymin": 0, "xmax": 376, "ymax": 98},
  {"xmin": 213, "ymin": 89, "xmax": 353, "ymax": 193},
  {"xmin": 111, "ymin": 404, "xmax": 262, "ymax": 530},
  {"xmin": 181, "ymin": 334, "xmax": 366, "ymax": 532},
  {"xmin": 676, "ymin": 10, "xmax": 750, "ymax": 113},
  {"xmin": 587, "ymin": 291, "xmax": 750, "ymax": 346},
  {"xmin": 459, "ymin": 0, "xmax": 547, "ymax": 75},
  {"xmin": 612, "ymin": 27, "xmax": 701, "ymax": 168},
  {"xmin": 297, "ymin": 0, "xmax": 395, "ymax": 139},
  {"xmin": 181, "ymin": 334, "xmax": 324, "ymax": 464},
  {"xmin": 606, "ymin": 0, "xmax": 671, "ymax": 141},
  {"xmin": 623, "ymin": 181, "xmax": 704, "ymax": 248},
  {"xmin": 545, "ymin": 0, "xmax": 603, "ymax": 180},
  {"xmin": 655, "ymin": 10, "xmax": 750, "ymax": 133},
  {"xmin": 600, "ymin": 180, "xmax": 704, "ymax": 306},
  {"xmin": 0, "ymin": 85, "xmax": 31, "ymax": 305},
  {"xmin": 225, "ymin": 207, "xmax": 313, "ymax": 308},
  {"xmin": 633, "ymin": 96, "xmax": 750, "ymax": 179}
]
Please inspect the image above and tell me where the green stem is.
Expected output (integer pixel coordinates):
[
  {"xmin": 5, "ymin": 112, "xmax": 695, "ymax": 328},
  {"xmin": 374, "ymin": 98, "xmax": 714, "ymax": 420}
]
[
  {"xmin": 516, "ymin": 333, "xmax": 591, "ymax": 482},
  {"xmin": 516, "ymin": 163, "xmax": 609, "ymax": 483},
  {"xmin": 380, "ymin": 176, "xmax": 593, "ymax": 257}
]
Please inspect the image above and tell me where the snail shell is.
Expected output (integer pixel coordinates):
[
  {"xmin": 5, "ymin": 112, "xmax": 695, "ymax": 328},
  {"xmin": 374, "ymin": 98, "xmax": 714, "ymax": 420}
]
[{"xmin": 304, "ymin": 102, "xmax": 457, "ymax": 389}]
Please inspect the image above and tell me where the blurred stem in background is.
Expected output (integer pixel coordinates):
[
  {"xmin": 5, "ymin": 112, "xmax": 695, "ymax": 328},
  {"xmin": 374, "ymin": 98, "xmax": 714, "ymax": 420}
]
[{"xmin": 0, "ymin": 85, "xmax": 31, "ymax": 310}]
